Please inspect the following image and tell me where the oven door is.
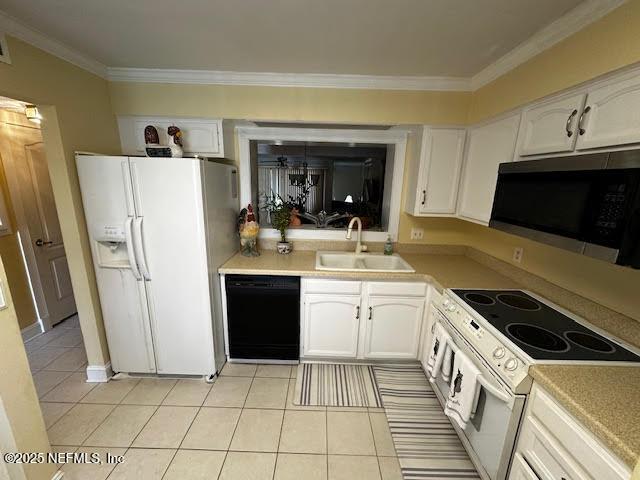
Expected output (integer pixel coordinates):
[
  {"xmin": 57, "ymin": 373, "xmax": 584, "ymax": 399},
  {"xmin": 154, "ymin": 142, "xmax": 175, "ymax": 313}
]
[{"xmin": 431, "ymin": 309, "xmax": 526, "ymax": 480}]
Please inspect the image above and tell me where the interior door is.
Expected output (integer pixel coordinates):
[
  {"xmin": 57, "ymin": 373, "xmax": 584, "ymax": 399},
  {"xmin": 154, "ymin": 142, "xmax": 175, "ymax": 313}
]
[
  {"xmin": 363, "ymin": 296, "xmax": 424, "ymax": 359},
  {"xmin": 303, "ymin": 294, "xmax": 361, "ymax": 358},
  {"xmin": 130, "ymin": 157, "xmax": 215, "ymax": 375},
  {"xmin": 10, "ymin": 128, "xmax": 77, "ymax": 325}
]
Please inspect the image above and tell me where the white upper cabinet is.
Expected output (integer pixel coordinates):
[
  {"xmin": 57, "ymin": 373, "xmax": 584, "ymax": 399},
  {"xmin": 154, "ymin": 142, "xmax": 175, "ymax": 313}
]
[
  {"xmin": 118, "ymin": 116, "xmax": 232, "ymax": 158},
  {"xmin": 518, "ymin": 93, "xmax": 586, "ymax": 156},
  {"xmin": 362, "ymin": 296, "xmax": 425, "ymax": 359},
  {"xmin": 457, "ymin": 113, "xmax": 521, "ymax": 224},
  {"xmin": 576, "ymin": 73, "xmax": 640, "ymax": 150},
  {"xmin": 404, "ymin": 127, "xmax": 466, "ymax": 216}
]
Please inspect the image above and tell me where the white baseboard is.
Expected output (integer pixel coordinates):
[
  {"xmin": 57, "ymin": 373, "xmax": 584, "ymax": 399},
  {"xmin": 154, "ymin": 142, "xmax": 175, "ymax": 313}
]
[
  {"xmin": 21, "ymin": 320, "xmax": 43, "ymax": 342},
  {"xmin": 51, "ymin": 470, "xmax": 64, "ymax": 480},
  {"xmin": 85, "ymin": 362, "xmax": 113, "ymax": 383}
]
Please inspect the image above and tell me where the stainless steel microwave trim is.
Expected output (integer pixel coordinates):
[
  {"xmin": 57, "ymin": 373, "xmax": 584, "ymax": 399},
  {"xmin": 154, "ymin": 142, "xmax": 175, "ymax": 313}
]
[
  {"xmin": 489, "ymin": 220, "xmax": 585, "ymax": 253},
  {"xmin": 489, "ymin": 220, "xmax": 620, "ymax": 263},
  {"xmin": 607, "ymin": 149, "xmax": 640, "ymax": 169},
  {"xmin": 498, "ymin": 154, "xmax": 609, "ymax": 174},
  {"xmin": 498, "ymin": 150, "xmax": 640, "ymax": 175}
]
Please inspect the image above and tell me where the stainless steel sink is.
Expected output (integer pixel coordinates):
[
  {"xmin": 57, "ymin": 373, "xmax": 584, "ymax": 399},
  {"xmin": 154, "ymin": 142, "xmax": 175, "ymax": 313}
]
[{"xmin": 315, "ymin": 251, "xmax": 415, "ymax": 273}]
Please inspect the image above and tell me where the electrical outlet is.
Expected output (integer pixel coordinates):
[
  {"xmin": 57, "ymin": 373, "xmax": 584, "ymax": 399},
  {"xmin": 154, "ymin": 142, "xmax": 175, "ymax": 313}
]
[
  {"xmin": 513, "ymin": 247, "xmax": 524, "ymax": 264},
  {"xmin": 410, "ymin": 228, "xmax": 424, "ymax": 240}
]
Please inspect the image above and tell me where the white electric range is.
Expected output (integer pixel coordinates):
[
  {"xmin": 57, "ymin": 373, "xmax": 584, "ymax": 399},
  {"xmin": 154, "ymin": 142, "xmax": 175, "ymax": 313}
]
[{"xmin": 430, "ymin": 288, "xmax": 640, "ymax": 480}]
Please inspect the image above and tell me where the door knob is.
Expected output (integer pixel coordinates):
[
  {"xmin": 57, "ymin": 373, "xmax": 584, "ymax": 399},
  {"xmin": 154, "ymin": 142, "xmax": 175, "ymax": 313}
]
[{"xmin": 35, "ymin": 239, "xmax": 53, "ymax": 247}]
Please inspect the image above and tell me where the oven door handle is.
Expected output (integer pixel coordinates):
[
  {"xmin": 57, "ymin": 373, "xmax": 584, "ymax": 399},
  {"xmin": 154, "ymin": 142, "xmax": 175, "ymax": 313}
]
[
  {"xmin": 477, "ymin": 375, "xmax": 511, "ymax": 403},
  {"xmin": 439, "ymin": 323, "xmax": 512, "ymax": 404}
]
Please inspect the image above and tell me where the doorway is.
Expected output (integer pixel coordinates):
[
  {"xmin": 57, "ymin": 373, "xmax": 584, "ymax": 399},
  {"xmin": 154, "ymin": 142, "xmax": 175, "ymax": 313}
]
[{"xmin": 0, "ymin": 96, "xmax": 77, "ymax": 338}]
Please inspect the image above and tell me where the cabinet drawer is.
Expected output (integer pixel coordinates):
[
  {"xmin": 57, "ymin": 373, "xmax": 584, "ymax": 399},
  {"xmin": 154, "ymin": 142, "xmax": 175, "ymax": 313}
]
[
  {"xmin": 518, "ymin": 416, "xmax": 584, "ymax": 480},
  {"xmin": 366, "ymin": 281, "xmax": 427, "ymax": 297},
  {"xmin": 303, "ymin": 279, "xmax": 361, "ymax": 295},
  {"xmin": 527, "ymin": 385, "xmax": 629, "ymax": 480}
]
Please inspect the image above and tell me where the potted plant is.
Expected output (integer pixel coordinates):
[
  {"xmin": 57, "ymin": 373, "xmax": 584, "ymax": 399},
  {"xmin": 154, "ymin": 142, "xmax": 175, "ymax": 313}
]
[{"xmin": 265, "ymin": 193, "xmax": 293, "ymax": 254}]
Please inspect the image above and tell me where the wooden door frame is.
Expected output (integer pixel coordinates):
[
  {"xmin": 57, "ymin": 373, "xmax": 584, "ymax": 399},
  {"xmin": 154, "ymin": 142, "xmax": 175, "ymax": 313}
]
[{"xmin": 0, "ymin": 119, "xmax": 52, "ymax": 331}]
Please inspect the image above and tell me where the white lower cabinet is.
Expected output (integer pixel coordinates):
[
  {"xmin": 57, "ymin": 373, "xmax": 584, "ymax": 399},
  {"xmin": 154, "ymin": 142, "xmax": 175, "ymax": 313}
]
[
  {"xmin": 362, "ymin": 296, "xmax": 425, "ymax": 359},
  {"xmin": 302, "ymin": 294, "xmax": 361, "ymax": 358},
  {"xmin": 510, "ymin": 384, "xmax": 630, "ymax": 480},
  {"xmin": 301, "ymin": 279, "xmax": 428, "ymax": 360}
]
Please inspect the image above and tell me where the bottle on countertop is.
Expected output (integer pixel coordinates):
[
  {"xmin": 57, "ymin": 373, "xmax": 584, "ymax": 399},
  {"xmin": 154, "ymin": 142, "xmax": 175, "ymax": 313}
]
[{"xmin": 384, "ymin": 235, "xmax": 394, "ymax": 255}]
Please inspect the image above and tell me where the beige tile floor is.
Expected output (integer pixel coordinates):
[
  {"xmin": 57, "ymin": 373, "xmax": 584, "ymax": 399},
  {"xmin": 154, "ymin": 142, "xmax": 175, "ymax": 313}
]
[{"xmin": 25, "ymin": 323, "xmax": 402, "ymax": 479}]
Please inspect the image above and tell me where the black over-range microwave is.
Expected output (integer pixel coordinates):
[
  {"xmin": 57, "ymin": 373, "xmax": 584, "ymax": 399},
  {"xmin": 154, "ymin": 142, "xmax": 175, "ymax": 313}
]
[{"xmin": 490, "ymin": 151, "xmax": 640, "ymax": 268}]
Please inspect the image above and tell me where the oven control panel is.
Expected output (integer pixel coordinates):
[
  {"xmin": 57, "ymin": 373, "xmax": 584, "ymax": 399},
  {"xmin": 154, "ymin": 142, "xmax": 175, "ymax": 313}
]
[{"xmin": 440, "ymin": 295, "xmax": 530, "ymax": 392}]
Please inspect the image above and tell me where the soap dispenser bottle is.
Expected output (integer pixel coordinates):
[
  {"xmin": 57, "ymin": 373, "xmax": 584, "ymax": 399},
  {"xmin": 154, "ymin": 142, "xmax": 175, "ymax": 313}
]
[{"xmin": 384, "ymin": 235, "xmax": 393, "ymax": 255}]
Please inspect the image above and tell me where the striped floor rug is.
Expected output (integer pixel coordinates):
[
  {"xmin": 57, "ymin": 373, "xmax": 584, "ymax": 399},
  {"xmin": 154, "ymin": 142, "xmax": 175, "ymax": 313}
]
[
  {"xmin": 373, "ymin": 363, "xmax": 480, "ymax": 480},
  {"xmin": 293, "ymin": 363, "xmax": 383, "ymax": 407}
]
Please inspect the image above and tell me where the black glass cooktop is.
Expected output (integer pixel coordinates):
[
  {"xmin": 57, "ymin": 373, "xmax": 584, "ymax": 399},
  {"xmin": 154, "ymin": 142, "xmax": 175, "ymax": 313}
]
[{"xmin": 451, "ymin": 289, "xmax": 640, "ymax": 362}]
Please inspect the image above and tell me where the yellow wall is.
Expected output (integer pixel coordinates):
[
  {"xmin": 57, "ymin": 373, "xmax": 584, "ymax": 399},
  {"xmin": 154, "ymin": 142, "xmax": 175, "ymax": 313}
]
[
  {"xmin": 109, "ymin": 82, "xmax": 471, "ymax": 125},
  {"xmin": 0, "ymin": 121, "xmax": 36, "ymax": 329},
  {"xmin": 0, "ymin": 36, "xmax": 121, "ymax": 366},
  {"xmin": 0, "ymin": 256, "xmax": 55, "ymax": 480}
]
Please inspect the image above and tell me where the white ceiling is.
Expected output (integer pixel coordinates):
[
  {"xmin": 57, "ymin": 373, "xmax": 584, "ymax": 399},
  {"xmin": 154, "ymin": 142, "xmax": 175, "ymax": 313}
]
[{"xmin": 0, "ymin": 0, "xmax": 586, "ymax": 77}]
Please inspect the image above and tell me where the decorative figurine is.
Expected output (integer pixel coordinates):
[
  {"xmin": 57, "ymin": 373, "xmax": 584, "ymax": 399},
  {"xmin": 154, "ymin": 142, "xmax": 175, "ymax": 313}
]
[
  {"xmin": 167, "ymin": 125, "xmax": 183, "ymax": 157},
  {"xmin": 144, "ymin": 125, "xmax": 160, "ymax": 145},
  {"xmin": 238, "ymin": 204, "xmax": 260, "ymax": 257}
]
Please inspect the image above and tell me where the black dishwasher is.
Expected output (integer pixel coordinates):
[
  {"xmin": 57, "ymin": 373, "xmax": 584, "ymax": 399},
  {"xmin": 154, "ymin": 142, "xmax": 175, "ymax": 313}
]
[{"xmin": 225, "ymin": 275, "xmax": 300, "ymax": 360}]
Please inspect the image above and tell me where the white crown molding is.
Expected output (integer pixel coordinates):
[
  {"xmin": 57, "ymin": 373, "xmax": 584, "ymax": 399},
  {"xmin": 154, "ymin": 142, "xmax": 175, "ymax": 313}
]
[
  {"xmin": 471, "ymin": 0, "xmax": 627, "ymax": 90},
  {"xmin": 0, "ymin": 9, "xmax": 107, "ymax": 78},
  {"xmin": 107, "ymin": 67, "xmax": 472, "ymax": 91}
]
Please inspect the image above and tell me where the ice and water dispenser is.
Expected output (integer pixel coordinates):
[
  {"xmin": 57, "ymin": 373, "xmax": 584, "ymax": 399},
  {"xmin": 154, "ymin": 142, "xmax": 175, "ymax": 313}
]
[{"xmin": 92, "ymin": 223, "xmax": 131, "ymax": 268}]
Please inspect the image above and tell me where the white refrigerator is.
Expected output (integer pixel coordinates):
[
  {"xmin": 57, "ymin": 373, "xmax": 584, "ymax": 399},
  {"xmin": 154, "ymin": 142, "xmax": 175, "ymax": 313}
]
[{"xmin": 76, "ymin": 154, "xmax": 238, "ymax": 376}]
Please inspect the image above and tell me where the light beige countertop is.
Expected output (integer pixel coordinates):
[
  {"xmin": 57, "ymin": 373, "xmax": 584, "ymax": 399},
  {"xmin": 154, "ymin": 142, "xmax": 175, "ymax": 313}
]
[
  {"xmin": 531, "ymin": 365, "xmax": 640, "ymax": 468},
  {"xmin": 219, "ymin": 250, "xmax": 519, "ymax": 291}
]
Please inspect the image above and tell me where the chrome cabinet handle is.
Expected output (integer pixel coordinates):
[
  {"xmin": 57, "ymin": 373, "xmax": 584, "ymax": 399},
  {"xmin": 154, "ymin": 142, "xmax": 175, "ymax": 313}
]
[
  {"xmin": 355, "ymin": 306, "xmax": 360, "ymax": 319},
  {"xmin": 368, "ymin": 306, "xmax": 372, "ymax": 320},
  {"xmin": 421, "ymin": 190, "xmax": 426, "ymax": 205},
  {"xmin": 35, "ymin": 239, "xmax": 53, "ymax": 247},
  {"xmin": 565, "ymin": 109, "xmax": 578, "ymax": 137},
  {"xmin": 578, "ymin": 105, "xmax": 591, "ymax": 135}
]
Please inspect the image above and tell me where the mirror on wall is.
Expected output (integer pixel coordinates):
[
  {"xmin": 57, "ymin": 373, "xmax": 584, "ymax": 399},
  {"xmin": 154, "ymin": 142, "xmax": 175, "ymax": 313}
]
[{"xmin": 251, "ymin": 141, "xmax": 389, "ymax": 230}]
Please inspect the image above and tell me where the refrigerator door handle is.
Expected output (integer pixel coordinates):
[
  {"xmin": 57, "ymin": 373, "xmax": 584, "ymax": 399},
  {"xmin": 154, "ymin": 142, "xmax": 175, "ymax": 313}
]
[
  {"xmin": 121, "ymin": 160, "xmax": 135, "ymax": 217},
  {"xmin": 124, "ymin": 217, "xmax": 142, "ymax": 280},
  {"xmin": 133, "ymin": 217, "xmax": 152, "ymax": 280},
  {"xmin": 130, "ymin": 161, "xmax": 144, "ymax": 216}
]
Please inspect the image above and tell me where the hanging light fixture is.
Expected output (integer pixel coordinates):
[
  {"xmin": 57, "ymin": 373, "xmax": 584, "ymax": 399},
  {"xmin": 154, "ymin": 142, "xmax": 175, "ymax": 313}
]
[{"xmin": 24, "ymin": 105, "xmax": 42, "ymax": 124}]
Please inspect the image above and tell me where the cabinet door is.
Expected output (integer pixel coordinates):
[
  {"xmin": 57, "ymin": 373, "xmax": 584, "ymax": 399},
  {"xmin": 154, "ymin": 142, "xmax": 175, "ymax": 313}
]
[
  {"xmin": 419, "ymin": 129, "xmax": 466, "ymax": 214},
  {"xmin": 302, "ymin": 294, "xmax": 361, "ymax": 358},
  {"xmin": 457, "ymin": 113, "xmax": 520, "ymax": 224},
  {"xmin": 363, "ymin": 296, "xmax": 424, "ymax": 359},
  {"xmin": 518, "ymin": 93, "xmax": 586, "ymax": 156},
  {"xmin": 577, "ymin": 74, "xmax": 640, "ymax": 150}
]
